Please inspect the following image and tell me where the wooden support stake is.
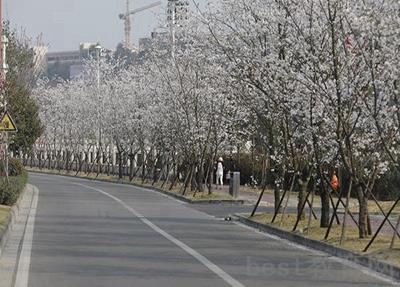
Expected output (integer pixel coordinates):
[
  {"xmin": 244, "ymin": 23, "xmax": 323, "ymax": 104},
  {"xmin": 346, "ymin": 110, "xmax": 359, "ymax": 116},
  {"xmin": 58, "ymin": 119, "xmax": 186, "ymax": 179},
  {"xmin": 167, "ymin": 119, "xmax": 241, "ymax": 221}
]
[
  {"xmin": 305, "ymin": 185, "xmax": 315, "ymax": 235},
  {"xmin": 293, "ymin": 187, "xmax": 313, "ymax": 231},
  {"xmin": 390, "ymin": 215, "xmax": 400, "ymax": 249},
  {"xmin": 279, "ymin": 174, "xmax": 297, "ymax": 227},
  {"xmin": 251, "ymin": 184, "xmax": 266, "ymax": 217},
  {"xmin": 364, "ymin": 196, "xmax": 400, "ymax": 252},
  {"xmin": 271, "ymin": 188, "xmax": 287, "ymax": 223}
]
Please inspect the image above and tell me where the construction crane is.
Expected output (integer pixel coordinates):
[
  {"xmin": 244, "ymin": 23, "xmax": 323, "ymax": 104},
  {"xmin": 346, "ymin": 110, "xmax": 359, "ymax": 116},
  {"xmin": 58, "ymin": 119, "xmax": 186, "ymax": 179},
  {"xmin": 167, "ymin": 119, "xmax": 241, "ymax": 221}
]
[{"xmin": 119, "ymin": 0, "xmax": 161, "ymax": 50}]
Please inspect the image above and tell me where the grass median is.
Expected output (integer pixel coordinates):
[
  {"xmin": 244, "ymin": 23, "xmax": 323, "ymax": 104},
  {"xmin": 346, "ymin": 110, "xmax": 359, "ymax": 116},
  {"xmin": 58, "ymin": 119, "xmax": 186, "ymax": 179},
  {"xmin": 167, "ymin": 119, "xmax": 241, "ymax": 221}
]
[
  {"xmin": 0, "ymin": 159, "xmax": 28, "ymax": 236},
  {"xmin": 242, "ymin": 186, "xmax": 397, "ymax": 213},
  {"xmin": 0, "ymin": 205, "xmax": 11, "ymax": 233},
  {"xmin": 251, "ymin": 213, "xmax": 400, "ymax": 267},
  {"xmin": 0, "ymin": 172, "xmax": 28, "ymax": 206}
]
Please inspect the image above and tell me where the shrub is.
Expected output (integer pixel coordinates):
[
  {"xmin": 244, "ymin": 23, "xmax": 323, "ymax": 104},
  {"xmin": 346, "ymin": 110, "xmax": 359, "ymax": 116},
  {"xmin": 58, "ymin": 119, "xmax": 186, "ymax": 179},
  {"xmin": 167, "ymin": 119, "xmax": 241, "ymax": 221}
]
[
  {"xmin": 222, "ymin": 153, "xmax": 264, "ymax": 185},
  {"xmin": 0, "ymin": 157, "xmax": 24, "ymax": 177},
  {"xmin": 9, "ymin": 158, "xmax": 24, "ymax": 176},
  {"xmin": 0, "ymin": 171, "xmax": 28, "ymax": 206},
  {"xmin": 373, "ymin": 168, "xmax": 400, "ymax": 201}
]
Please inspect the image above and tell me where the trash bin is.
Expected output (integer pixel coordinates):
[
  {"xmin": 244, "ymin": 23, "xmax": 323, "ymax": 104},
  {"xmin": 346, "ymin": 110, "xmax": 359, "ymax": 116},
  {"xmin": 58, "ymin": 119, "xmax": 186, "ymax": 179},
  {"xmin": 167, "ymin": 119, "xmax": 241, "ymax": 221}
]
[{"xmin": 229, "ymin": 172, "xmax": 240, "ymax": 198}]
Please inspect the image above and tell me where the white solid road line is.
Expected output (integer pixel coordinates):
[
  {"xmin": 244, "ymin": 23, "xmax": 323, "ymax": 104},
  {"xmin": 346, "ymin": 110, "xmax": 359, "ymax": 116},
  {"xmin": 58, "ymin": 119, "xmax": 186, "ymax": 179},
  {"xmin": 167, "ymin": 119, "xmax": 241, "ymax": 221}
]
[
  {"xmin": 14, "ymin": 186, "xmax": 39, "ymax": 287},
  {"xmin": 75, "ymin": 183, "xmax": 246, "ymax": 287}
]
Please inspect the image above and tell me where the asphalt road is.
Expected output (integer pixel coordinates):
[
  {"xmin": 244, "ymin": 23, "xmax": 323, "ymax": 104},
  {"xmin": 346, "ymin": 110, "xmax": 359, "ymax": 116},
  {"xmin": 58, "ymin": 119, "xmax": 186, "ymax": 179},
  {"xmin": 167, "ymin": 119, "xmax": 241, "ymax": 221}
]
[{"xmin": 12, "ymin": 173, "xmax": 396, "ymax": 286}]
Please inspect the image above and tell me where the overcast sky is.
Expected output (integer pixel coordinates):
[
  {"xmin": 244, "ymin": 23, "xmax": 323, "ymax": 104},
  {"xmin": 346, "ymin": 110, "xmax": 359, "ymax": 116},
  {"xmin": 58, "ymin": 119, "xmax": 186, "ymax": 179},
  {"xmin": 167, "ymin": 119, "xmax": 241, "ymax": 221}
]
[{"xmin": 6, "ymin": 0, "xmax": 208, "ymax": 52}]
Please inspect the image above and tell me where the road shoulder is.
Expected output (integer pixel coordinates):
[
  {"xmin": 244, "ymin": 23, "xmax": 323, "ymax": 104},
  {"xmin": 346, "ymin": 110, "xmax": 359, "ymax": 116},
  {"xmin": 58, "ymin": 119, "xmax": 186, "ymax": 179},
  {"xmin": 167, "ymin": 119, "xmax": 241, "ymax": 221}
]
[{"xmin": 0, "ymin": 184, "xmax": 37, "ymax": 287}]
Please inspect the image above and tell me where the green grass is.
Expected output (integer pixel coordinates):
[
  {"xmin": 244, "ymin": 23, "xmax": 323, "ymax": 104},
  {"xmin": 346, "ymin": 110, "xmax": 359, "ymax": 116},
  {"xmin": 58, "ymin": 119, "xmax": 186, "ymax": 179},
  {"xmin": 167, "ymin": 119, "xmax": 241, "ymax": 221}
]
[
  {"xmin": 245, "ymin": 185, "xmax": 398, "ymax": 215},
  {"xmin": 170, "ymin": 189, "xmax": 234, "ymax": 201},
  {"xmin": 0, "ymin": 205, "xmax": 11, "ymax": 232},
  {"xmin": 0, "ymin": 172, "xmax": 28, "ymax": 206},
  {"xmin": 26, "ymin": 167, "xmax": 234, "ymax": 201},
  {"xmin": 250, "ymin": 212, "xmax": 400, "ymax": 267}
]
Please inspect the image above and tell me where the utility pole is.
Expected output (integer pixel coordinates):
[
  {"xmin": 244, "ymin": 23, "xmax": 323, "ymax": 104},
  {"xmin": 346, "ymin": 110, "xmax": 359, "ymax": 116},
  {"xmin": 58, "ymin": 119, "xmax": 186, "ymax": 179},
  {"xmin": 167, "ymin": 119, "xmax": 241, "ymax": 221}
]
[
  {"xmin": 167, "ymin": 0, "xmax": 189, "ymax": 58},
  {"xmin": 0, "ymin": 0, "xmax": 14, "ymax": 184},
  {"xmin": 0, "ymin": 0, "xmax": 3, "ymax": 74},
  {"xmin": 0, "ymin": 0, "xmax": 5, "ymax": 182}
]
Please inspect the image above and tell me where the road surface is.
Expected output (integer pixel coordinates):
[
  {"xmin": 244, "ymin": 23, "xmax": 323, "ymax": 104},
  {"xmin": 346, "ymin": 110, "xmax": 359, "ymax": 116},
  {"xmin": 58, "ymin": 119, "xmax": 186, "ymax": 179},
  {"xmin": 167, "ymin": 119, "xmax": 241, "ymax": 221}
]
[{"xmin": 1, "ymin": 173, "xmax": 397, "ymax": 287}]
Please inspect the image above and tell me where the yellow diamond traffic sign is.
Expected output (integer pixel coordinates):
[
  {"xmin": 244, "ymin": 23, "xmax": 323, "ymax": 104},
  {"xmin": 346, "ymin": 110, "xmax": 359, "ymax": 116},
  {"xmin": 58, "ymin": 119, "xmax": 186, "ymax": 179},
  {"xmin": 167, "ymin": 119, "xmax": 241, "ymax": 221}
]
[{"xmin": 0, "ymin": 111, "xmax": 17, "ymax": 132}]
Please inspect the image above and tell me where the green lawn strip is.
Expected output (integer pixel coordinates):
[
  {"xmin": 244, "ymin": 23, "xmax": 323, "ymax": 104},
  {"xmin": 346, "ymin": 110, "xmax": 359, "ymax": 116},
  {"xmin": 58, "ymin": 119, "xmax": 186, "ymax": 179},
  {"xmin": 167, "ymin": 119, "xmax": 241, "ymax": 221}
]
[
  {"xmin": 246, "ymin": 186, "xmax": 396, "ymax": 214},
  {"xmin": 0, "ymin": 171, "xmax": 28, "ymax": 235},
  {"xmin": 250, "ymin": 213, "xmax": 400, "ymax": 267},
  {"xmin": 0, "ymin": 172, "xmax": 28, "ymax": 206},
  {"xmin": 0, "ymin": 205, "xmax": 11, "ymax": 233},
  {"xmin": 26, "ymin": 167, "xmax": 234, "ymax": 201}
]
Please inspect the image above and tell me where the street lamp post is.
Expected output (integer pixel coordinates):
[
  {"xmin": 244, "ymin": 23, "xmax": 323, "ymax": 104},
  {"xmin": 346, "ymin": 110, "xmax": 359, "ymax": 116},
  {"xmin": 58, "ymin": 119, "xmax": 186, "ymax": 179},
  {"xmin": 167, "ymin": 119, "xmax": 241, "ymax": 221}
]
[
  {"xmin": 2, "ymin": 35, "xmax": 8, "ymax": 182},
  {"xmin": 0, "ymin": 0, "xmax": 3, "ymax": 77},
  {"xmin": 2, "ymin": 35, "xmax": 7, "ymax": 73}
]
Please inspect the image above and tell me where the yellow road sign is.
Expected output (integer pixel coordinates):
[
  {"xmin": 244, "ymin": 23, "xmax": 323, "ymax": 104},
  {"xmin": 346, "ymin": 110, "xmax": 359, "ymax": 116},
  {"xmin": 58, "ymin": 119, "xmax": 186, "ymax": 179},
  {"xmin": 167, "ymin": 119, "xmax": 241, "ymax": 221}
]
[{"xmin": 0, "ymin": 111, "xmax": 17, "ymax": 132}]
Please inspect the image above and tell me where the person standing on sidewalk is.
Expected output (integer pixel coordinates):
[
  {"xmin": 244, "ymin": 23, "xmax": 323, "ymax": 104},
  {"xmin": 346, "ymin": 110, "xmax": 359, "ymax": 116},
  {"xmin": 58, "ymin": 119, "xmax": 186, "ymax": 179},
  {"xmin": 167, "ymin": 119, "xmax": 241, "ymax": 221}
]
[
  {"xmin": 216, "ymin": 157, "xmax": 224, "ymax": 189},
  {"xmin": 330, "ymin": 170, "xmax": 339, "ymax": 191}
]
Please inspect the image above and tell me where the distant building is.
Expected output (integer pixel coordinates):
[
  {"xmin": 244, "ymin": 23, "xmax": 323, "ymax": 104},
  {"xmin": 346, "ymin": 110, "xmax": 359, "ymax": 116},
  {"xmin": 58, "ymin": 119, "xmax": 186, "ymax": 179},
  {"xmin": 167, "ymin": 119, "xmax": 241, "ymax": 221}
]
[
  {"xmin": 139, "ymin": 31, "xmax": 169, "ymax": 53},
  {"xmin": 167, "ymin": 0, "xmax": 189, "ymax": 26},
  {"xmin": 69, "ymin": 64, "xmax": 85, "ymax": 80},
  {"xmin": 138, "ymin": 1, "xmax": 189, "ymax": 54},
  {"xmin": 45, "ymin": 42, "xmax": 106, "ymax": 80},
  {"xmin": 46, "ymin": 50, "xmax": 81, "ymax": 65},
  {"xmin": 79, "ymin": 42, "xmax": 101, "ymax": 59}
]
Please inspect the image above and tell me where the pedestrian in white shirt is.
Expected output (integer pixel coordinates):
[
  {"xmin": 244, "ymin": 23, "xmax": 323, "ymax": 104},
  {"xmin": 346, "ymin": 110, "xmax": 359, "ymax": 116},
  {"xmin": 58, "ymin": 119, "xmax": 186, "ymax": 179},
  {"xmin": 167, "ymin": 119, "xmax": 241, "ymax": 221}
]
[{"xmin": 216, "ymin": 157, "xmax": 224, "ymax": 189}]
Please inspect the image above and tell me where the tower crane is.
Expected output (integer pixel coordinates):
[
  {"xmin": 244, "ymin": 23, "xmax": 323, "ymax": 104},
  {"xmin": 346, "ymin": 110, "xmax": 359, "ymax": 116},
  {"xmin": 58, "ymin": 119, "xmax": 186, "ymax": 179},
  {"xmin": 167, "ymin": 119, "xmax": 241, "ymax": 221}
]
[{"xmin": 119, "ymin": 0, "xmax": 161, "ymax": 50}]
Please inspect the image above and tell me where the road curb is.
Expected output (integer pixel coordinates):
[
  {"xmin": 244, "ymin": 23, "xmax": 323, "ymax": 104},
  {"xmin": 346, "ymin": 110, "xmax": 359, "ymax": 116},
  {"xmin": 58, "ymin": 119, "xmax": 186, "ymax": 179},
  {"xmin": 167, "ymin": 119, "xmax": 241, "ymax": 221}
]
[
  {"xmin": 235, "ymin": 214, "xmax": 400, "ymax": 281},
  {"xmin": 0, "ymin": 184, "xmax": 32, "ymax": 258},
  {"xmin": 28, "ymin": 170, "xmax": 245, "ymax": 205}
]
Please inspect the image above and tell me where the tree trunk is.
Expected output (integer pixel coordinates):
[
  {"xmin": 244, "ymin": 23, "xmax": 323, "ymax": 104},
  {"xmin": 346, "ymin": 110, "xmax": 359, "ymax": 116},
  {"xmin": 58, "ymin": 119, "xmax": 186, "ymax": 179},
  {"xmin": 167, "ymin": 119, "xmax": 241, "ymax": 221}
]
[
  {"xmin": 306, "ymin": 185, "xmax": 315, "ymax": 235},
  {"xmin": 274, "ymin": 186, "xmax": 281, "ymax": 214},
  {"xmin": 357, "ymin": 185, "xmax": 369, "ymax": 238},
  {"xmin": 118, "ymin": 152, "xmax": 123, "ymax": 180},
  {"xmin": 320, "ymin": 186, "xmax": 330, "ymax": 228},
  {"xmin": 182, "ymin": 165, "xmax": 193, "ymax": 196},
  {"xmin": 161, "ymin": 161, "xmax": 173, "ymax": 188},
  {"xmin": 280, "ymin": 174, "xmax": 297, "ymax": 226},
  {"xmin": 297, "ymin": 177, "xmax": 308, "ymax": 220},
  {"xmin": 141, "ymin": 155, "xmax": 146, "ymax": 183},
  {"xmin": 47, "ymin": 150, "xmax": 51, "ymax": 169},
  {"xmin": 190, "ymin": 165, "xmax": 196, "ymax": 192},
  {"xmin": 340, "ymin": 179, "xmax": 353, "ymax": 245},
  {"xmin": 197, "ymin": 164, "xmax": 205, "ymax": 193},
  {"xmin": 38, "ymin": 150, "xmax": 42, "ymax": 170},
  {"xmin": 367, "ymin": 213, "xmax": 372, "ymax": 236},
  {"xmin": 273, "ymin": 171, "xmax": 281, "ymax": 214},
  {"xmin": 169, "ymin": 172, "xmax": 179, "ymax": 191},
  {"xmin": 208, "ymin": 166, "xmax": 214, "ymax": 195},
  {"xmin": 129, "ymin": 155, "xmax": 135, "ymax": 181}
]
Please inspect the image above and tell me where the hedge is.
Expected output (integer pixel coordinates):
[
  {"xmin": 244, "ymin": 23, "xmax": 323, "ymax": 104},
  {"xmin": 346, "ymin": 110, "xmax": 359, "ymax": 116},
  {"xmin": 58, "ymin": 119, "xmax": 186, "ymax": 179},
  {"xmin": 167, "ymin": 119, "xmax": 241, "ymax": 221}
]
[
  {"xmin": 0, "ymin": 158, "xmax": 28, "ymax": 206},
  {"xmin": 0, "ymin": 171, "xmax": 28, "ymax": 206}
]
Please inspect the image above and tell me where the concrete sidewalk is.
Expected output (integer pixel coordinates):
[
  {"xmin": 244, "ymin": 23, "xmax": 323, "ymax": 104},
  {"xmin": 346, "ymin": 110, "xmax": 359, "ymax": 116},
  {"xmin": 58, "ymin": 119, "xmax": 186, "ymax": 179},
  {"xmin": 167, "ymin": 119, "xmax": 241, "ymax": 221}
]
[{"xmin": 0, "ymin": 185, "xmax": 36, "ymax": 287}]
